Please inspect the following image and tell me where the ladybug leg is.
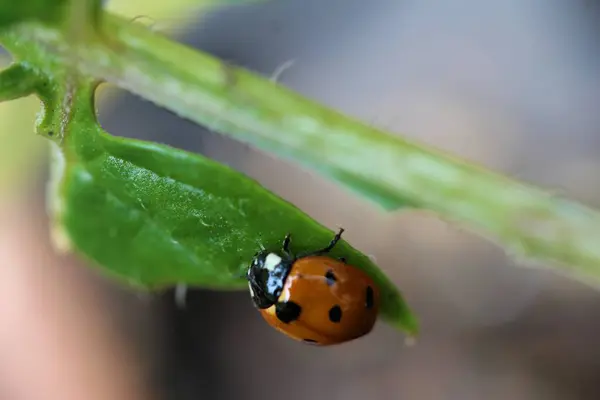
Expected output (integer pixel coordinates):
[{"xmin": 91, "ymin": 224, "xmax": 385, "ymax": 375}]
[
  {"xmin": 319, "ymin": 228, "xmax": 345, "ymax": 253},
  {"xmin": 338, "ymin": 257, "xmax": 347, "ymax": 263},
  {"xmin": 282, "ymin": 233, "xmax": 293, "ymax": 257},
  {"xmin": 302, "ymin": 228, "xmax": 345, "ymax": 257}
]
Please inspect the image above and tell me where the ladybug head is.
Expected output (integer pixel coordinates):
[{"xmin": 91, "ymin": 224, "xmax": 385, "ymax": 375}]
[{"xmin": 247, "ymin": 251, "xmax": 293, "ymax": 309}]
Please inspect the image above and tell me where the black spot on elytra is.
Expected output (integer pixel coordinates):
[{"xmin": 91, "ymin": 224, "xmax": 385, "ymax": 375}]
[
  {"xmin": 366, "ymin": 286, "xmax": 374, "ymax": 309},
  {"xmin": 325, "ymin": 269, "xmax": 337, "ymax": 286},
  {"xmin": 275, "ymin": 301, "xmax": 302, "ymax": 323},
  {"xmin": 329, "ymin": 305, "xmax": 342, "ymax": 323},
  {"xmin": 303, "ymin": 339, "xmax": 318, "ymax": 344}
]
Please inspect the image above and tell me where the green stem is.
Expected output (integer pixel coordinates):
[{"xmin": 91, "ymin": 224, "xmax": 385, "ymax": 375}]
[{"xmin": 3, "ymin": 15, "xmax": 600, "ymax": 285}]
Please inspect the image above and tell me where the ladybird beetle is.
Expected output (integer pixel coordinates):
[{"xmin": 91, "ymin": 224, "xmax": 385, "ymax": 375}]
[{"xmin": 246, "ymin": 228, "xmax": 380, "ymax": 346}]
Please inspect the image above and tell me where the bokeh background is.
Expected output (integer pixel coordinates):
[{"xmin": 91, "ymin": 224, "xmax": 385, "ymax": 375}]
[{"xmin": 2, "ymin": 1, "xmax": 600, "ymax": 399}]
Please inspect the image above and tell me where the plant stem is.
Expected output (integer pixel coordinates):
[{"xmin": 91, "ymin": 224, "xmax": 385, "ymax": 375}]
[{"xmin": 3, "ymin": 16, "xmax": 600, "ymax": 286}]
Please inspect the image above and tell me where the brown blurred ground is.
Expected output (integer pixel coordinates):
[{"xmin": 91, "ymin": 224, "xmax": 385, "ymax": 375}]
[{"xmin": 2, "ymin": 1, "xmax": 600, "ymax": 399}]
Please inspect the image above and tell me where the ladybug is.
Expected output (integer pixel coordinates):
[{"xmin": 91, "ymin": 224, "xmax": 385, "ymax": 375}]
[{"xmin": 246, "ymin": 228, "xmax": 380, "ymax": 345}]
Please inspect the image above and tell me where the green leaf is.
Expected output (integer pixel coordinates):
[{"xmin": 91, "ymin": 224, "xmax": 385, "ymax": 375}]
[
  {"xmin": 0, "ymin": 0, "xmax": 418, "ymax": 336},
  {"xmin": 44, "ymin": 80, "xmax": 418, "ymax": 334},
  {"xmin": 0, "ymin": 63, "xmax": 39, "ymax": 101}
]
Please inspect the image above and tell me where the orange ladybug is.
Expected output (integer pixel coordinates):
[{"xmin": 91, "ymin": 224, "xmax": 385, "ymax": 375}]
[{"xmin": 246, "ymin": 228, "xmax": 380, "ymax": 345}]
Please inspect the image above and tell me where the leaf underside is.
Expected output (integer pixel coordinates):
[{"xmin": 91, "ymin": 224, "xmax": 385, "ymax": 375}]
[{"xmin": 48, "ymin": 83, "xmax": 418, "ymax": 334}]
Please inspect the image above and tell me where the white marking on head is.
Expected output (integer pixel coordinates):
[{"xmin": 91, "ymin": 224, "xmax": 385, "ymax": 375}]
[
  {"xmin": 264, "ymin": 253, "xmax": 283, "ymax": 271},
  {"xmin": 248, "ymin": 281, "xmax": 254, "ymax": 297}
]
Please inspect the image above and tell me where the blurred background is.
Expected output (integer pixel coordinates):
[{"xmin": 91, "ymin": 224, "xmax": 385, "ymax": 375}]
[{"xmin": 1, "ymin": 0, "xmax": 600, "ymax": 399}]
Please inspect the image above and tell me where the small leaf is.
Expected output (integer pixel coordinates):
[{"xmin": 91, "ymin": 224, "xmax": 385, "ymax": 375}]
[
  {"xmin": 46, "ymin": 82, "xmax": 417, "ymax": 335},
  {"xmin": 0, "ymin": 63, "xmax": 38, "ymax": 101}
]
